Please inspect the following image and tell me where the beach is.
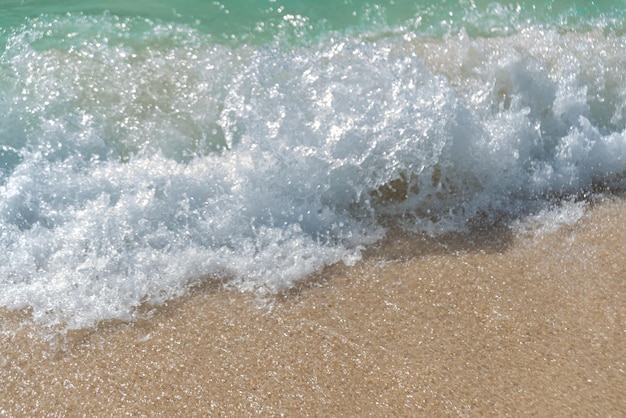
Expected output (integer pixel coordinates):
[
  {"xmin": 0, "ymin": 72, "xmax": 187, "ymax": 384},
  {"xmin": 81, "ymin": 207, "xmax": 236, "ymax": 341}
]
[
  {"xmin": 1, "ymin": 1, "xmax": 626, "ymax": 415},
  {"xmin": 2, "ymin": 195, "xmax": 624, "ymax": 416}
]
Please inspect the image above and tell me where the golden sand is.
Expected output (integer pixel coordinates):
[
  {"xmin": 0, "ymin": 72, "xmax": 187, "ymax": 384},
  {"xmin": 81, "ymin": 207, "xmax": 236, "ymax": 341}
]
[{"xmin": 1, "ymin": 197, "xmax": 625, "ymax": 416}]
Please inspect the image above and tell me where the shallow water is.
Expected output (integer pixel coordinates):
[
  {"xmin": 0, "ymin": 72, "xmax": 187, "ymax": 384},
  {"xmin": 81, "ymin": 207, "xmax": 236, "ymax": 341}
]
[
  {"xmin": 0, "ymin": 1, "xmax": 625, "ymax": 329},
  {"xmin": 1, "ymin": 196, "xmax": 624, "ymax": 415}
]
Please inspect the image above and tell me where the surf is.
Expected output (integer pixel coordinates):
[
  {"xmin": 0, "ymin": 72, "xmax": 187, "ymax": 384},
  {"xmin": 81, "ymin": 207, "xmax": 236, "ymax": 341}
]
[{"xmin": 1, "ymin": 1, "xmax": 625, "ymax": 330}]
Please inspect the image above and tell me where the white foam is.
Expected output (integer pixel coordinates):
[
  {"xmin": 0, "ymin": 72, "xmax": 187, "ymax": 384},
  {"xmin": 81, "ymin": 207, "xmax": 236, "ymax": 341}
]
[
  {"xmin": 1, "ymin": 15, "xmax": 625, "ymax": 329},
  {"xmin": 511, "ymin": 200, "xmax": 587, "ymax": 237}
]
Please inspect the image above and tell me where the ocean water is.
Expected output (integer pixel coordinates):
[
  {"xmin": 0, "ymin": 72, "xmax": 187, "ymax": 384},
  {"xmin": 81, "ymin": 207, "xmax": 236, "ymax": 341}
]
[{"xmin": 1, "ymin": 0, "xmax": 625, "ymax": 330}]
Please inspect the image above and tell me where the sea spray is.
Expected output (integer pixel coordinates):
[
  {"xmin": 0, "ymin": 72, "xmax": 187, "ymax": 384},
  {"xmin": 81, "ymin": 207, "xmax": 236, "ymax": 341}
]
[{"xmin": 1, "ymin": 3, "xmax": 625, "ymax": 329}]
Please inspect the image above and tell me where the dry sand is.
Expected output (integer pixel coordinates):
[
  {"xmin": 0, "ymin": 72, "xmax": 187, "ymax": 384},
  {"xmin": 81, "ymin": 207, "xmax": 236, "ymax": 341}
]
[{"xmin": 1, "ymin": 196, "xmax": 625, "ymax": 416}]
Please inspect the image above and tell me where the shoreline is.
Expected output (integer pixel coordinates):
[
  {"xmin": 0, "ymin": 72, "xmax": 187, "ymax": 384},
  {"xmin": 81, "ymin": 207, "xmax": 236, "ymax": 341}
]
[{"xmin": 1, "ymin": 196, "xmax": 625, "ymax": 415}]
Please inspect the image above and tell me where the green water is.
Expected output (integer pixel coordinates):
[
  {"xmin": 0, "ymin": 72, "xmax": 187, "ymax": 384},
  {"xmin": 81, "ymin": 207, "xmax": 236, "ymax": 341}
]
[{"xmin": 2, "ymin": 0, "xmax": 625, "ymax": 45}]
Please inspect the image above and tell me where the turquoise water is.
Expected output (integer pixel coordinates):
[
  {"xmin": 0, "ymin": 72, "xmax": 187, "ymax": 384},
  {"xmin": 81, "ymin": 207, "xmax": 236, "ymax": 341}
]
[
  {"xmin": 2, "ymin": 0, "xmax": 625, "ymax": 43},
  {"xmin": 1, "ymin": 1, "xmax": 625, "ymax": 329}
]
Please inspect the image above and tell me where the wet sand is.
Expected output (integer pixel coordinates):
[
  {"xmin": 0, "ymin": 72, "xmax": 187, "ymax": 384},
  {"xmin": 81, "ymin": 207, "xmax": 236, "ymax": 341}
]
[{"xmin": 1, "ymin": 196, "xmax": 625, "ymax": 416}]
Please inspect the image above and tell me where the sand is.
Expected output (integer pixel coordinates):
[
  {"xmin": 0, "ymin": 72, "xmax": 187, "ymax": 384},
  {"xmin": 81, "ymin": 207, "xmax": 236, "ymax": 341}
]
[{"xmin": 1, "ymin": 196, "xmax": 625, "ymax": 416}]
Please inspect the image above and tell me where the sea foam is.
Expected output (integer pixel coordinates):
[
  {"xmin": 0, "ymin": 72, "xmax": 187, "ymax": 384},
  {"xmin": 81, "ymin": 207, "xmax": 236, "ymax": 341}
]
[{"xmin": 1, "ymin": 14, "xmax": 625, "ymax": 329}]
